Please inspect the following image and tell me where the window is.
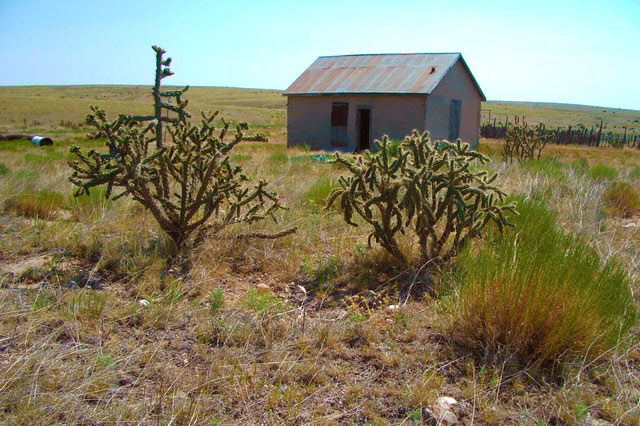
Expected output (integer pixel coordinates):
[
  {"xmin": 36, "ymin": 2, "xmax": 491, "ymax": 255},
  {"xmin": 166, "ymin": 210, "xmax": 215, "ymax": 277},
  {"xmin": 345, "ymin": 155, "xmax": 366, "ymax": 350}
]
[{"xmin": 331, "ymin": 102, "xmax": 348, "ymax": 147}]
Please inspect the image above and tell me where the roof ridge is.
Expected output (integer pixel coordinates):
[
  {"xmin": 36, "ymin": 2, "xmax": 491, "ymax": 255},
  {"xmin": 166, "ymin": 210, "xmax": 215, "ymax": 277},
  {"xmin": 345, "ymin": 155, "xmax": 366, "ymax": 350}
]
[{"xmin": 317, "ymin": 52, "xmax": 461, "ymax": 58}]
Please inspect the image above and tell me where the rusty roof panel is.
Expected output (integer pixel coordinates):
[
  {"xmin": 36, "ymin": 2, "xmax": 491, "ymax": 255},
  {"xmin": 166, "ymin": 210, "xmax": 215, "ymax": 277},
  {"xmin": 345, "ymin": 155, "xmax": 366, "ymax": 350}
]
[{"xmin": 284, "ymin": 53, "xmax": 469, "ymax": 96}]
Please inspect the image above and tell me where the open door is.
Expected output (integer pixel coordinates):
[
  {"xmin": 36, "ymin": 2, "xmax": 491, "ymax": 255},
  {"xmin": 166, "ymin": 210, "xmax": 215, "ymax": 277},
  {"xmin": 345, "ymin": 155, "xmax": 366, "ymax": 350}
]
[
  {"xmin": 357, "ymin": 108, "xmax": 371, "ymax": 152},
  {"xmin": 448, "ymin": 100, "xmax": 461, "ymax": 141}
]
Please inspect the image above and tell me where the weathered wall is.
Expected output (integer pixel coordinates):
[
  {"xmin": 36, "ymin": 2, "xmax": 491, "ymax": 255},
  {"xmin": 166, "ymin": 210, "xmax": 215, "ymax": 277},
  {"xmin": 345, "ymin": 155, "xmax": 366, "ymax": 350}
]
[
  {"xmin": 424, "ymin": 60, "xmax": 483, "ymax": 146},
  {"xmin": 287, "ymin": 94, "xmax": 426, "ymax": 151}
]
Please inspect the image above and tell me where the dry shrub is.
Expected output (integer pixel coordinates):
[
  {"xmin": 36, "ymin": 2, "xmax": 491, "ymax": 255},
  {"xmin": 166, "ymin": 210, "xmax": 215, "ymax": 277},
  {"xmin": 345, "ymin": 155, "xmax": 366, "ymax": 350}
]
[
  {"xmin": 602, "ymin": 181, "xmax": 640, "ymax": 218},
  {"xmin": 448, "ymin": 196, "xmax": 637, "ymax": 367}
]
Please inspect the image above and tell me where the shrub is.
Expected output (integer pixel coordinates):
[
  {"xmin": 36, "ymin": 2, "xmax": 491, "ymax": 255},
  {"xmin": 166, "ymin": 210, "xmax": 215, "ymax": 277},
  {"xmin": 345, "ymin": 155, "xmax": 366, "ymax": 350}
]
[
  {"xmin": 602, "ymin": 181, "xmax": 640, "ymax": 218},
  {"xmin": 327, "ymin": 131, "xmax": 515, "ymax": 265},
  {"xmin": 589, "ymin": 163, "xmax": 619, "ymax": 181},
  {"xmin": 0, "ymin": 162, "xmax": 9, "ymax": 176},
  {"xmin": 502, "ymin": 121, "xmax": 553, "ymax": 164},
  {"xmin": 448, "ymin": 197, "xmax": 637, "ymax": 366},
  {"xmin": 68, "ymin": 46, "xmax": 294, "ymax": 257}
]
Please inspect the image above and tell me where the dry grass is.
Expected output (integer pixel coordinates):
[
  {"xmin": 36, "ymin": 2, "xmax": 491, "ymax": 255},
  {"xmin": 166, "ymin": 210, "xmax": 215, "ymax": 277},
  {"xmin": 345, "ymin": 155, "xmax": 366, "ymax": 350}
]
[{"xmin": 0, "ymin": 89, "xmax": 639, "ymax": 424}]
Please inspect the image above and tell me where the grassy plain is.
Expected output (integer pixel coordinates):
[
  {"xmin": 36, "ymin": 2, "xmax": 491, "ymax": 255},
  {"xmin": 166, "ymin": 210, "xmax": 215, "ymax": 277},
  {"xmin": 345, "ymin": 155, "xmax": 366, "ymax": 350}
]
[{"xmin": 0, "ymin": 86, "xmax": 639, "ymax": 424}]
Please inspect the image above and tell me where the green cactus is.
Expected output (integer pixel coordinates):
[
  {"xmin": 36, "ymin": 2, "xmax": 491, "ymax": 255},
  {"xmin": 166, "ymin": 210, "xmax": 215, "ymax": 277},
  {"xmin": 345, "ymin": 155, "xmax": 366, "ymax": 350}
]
[
  {"xmin": 69, "ymin": 45, "xmax": 294, "ymax": 255},
  {"xmin": 327, "ymin": 131, "xmax": 516, "ymax": 265},
  {"xmin": 503, "ymin": 121, "xmax": 553, "ymax": 164}
]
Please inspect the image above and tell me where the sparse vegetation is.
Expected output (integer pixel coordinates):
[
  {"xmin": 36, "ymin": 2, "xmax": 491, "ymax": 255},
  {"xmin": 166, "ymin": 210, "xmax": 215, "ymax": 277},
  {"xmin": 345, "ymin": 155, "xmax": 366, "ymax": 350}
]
[{"xmin": 0, "ymin": 84, "xmax": 639, "ymax": 424}]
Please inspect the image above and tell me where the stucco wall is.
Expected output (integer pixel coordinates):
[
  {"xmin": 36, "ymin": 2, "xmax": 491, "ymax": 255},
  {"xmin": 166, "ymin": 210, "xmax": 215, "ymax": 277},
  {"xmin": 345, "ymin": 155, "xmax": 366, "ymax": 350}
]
[
  {"xmin": 287, "ymin": 94, "xmax": 426, "ymax": 151},
  {"xmin": 424, "ymin": 60, "xmax": 483, "ymax": 146}
]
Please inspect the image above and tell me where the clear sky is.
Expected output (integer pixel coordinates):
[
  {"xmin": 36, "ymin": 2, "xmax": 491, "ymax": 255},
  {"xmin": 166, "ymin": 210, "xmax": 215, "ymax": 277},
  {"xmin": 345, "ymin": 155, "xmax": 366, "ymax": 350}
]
[{"xmin": 1, "ymin": 0, "xmax": 639, "ymax": 110}]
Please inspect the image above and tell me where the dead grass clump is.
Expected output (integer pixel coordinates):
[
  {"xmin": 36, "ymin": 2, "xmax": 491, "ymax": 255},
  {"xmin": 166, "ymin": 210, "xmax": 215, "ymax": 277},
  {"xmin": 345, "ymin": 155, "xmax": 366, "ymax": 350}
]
[
  {"xmin": 602, "ymin": 181, "xmax": 640, "ymax": 218},
  {"xmin": 4, "ymin": 189, "xmax": 66, "ymax": 218}
]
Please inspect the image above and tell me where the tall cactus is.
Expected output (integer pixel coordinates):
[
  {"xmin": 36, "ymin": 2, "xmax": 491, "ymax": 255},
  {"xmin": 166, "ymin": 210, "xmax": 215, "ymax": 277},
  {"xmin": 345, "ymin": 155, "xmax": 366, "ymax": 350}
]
[
  {"xmin": 69, "ymin": 46, "xmax": 293, "ymax": 255},
  {"xmin": 327, "ymin": 131, "xmax": 516, "ymax": 265}
]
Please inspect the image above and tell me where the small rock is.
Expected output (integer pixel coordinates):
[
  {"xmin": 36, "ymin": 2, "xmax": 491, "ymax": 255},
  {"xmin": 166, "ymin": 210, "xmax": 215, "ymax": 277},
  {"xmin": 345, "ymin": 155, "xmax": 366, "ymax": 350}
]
[
  {"xmin": 388, "ymin": 304, "xmax": 399, "ymax": 310},
  {"xmin": 256, "ymin": 283, "xmax": 271, "ymax": 292},
  {"xmin": 138, "ymin": 299, "xmax": 150, "ymax": 307},
  {"xmin": 424, "ymin": 396, "xmax": 459, "ymax": 425}
]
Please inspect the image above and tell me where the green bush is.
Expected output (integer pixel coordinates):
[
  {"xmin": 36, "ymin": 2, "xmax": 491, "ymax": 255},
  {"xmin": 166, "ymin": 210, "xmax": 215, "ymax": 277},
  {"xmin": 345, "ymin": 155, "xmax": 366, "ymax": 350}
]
[
  {"xmin": 0, "ymin": 162, "xmax": 9, "ymax": 176},
  {"xmin": 589, "ymin": 163, "xmax": 619, "ymax": 181},
  {"xmin": 448, "ymin": 197, "xmax": 637, "ymax": 366},
  {"xmin": 602, "ymin": 181, "xmax": 640, "ymax": 218}
]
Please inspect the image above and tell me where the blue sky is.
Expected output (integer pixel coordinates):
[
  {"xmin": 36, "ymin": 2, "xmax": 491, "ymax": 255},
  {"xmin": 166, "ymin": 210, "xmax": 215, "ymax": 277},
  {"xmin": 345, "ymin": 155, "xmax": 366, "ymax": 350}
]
[{"xmin": 1, "ymin": 0, "xmax": 639, "ymax": 110}]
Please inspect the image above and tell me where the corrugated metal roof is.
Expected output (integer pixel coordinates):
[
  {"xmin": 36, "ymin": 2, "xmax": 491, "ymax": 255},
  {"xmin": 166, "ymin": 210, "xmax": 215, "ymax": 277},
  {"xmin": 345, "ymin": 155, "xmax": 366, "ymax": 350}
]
[{"xmin": 284, "ymin": 53, "xmax": 484, "ymax": 98}]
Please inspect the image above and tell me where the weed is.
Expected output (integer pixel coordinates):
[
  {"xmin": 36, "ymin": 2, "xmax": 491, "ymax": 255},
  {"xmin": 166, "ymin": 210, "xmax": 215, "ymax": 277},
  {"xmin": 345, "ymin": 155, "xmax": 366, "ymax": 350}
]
[
  {"xmin": 304, "ymin": 177, "xmax": 339, "ymax": 207},
  {"xmin": 0, "ymin": 162, "xmax": 9, "ymax": 175},
  {"xmin": 244, "ymin": 288, "xmax": 283, "ymax": 313},
  {"xmin": 590, "ymin": 163, "xmax": 619, "ymax": 181},
  {"xmin": 267, "ymin": 151, "xmax": 288, "ymax": 165},
  {"xmin": 299, "ymin": 143, "xmax": 312, "ymax": 152},
  {"xmin": 209, "ymin": 287, "xmax": 224, "ymax": 315},
  {"xmin": 65, "ymin": 290, "xmax": 107, "ymax": 320}
]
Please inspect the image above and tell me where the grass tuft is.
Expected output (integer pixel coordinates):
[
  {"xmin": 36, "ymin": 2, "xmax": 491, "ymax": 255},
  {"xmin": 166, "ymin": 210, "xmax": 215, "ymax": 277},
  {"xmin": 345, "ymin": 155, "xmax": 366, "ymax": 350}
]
[
  {"xmin": 589, "ymin": 163, "xmax": 619, "ymax": 181},
  {"xmin": 303, "ymin": 177, "xmax": 339, "ymax": 207},
  {"xmin": 0, "ymin": 162, "xmax": 9, "ymax": 175},
  {"xmin": 448, "ymin": 196, "xmax": 637, "ymax": 366}
]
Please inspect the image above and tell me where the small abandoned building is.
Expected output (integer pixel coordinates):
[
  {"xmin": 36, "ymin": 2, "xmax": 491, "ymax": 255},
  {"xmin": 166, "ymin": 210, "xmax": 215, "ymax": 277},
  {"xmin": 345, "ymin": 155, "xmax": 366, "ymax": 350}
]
[{"xmin": 283, "ymin": 53, "xmax": 485, "ymax": 151}]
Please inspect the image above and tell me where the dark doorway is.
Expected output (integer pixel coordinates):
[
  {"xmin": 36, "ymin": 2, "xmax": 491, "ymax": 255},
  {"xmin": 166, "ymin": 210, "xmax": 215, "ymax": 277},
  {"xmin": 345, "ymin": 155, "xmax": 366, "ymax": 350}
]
[{"xmin": 357, "ymin": 108, "xmax": 371, "ymax": 151}]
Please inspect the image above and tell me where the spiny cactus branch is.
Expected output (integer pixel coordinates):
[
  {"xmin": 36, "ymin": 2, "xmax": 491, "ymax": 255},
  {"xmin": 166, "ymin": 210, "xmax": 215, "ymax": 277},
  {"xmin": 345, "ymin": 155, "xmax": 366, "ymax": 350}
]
[
  {"xmin": 327, "ymin": 131, "xmax": 516, "ymax": 266},
  {"xmin": 69, "ymin": 45, "xmax": 286, "ymax": 255}
]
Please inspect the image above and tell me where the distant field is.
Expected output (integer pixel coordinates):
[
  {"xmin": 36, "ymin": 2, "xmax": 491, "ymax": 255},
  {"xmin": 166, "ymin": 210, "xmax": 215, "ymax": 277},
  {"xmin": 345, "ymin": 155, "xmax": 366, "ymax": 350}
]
[
  {"xmin": 1, "ymin": 85, "xmax": 638, "ymax": 141},
  {"xmin": 482, "ymin": 101, "xmax": 640, "ymax": 132}
]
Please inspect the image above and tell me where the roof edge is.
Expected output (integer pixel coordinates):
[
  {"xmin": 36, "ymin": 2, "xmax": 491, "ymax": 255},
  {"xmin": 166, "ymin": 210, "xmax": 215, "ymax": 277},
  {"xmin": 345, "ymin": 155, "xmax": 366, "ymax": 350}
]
[{"xmin": 429, "ymin": 54, "xmax": 486, "ymax": 101}]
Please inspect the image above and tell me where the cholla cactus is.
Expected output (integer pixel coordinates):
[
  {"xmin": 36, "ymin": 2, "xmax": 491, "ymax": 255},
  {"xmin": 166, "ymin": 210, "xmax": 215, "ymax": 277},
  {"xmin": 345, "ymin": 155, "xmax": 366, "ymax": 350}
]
[
  {"xmin": 503, "ymin": 121, "xmax": 553, "ymax": 164},
  {"xmin": 327, "ymin": 131, "xmax": 516, "ymax": 265},
  {"xmin": 69, "ymin": 45, "xmax": 293, "ymax": 254}
]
